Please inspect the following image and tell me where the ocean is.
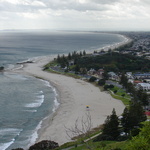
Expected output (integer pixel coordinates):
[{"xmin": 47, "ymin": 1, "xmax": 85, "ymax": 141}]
[{"xmin": 0, "ymin": 31, "xmax": 125, "ymax": 150}]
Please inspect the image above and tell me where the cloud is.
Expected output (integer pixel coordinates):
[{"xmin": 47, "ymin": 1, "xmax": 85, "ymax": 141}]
[{"xmin": 0, "ymin": 0, "xmax": 150, "ymax": 30}]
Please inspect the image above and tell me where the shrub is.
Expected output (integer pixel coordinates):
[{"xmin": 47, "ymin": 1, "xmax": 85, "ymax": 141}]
[
  {"xmin": 104, "ymin": 85, "xmax": 109, "ymax": 90},
  {"xmin": 104, "ymin": 84, "xmax": 115, "ymax": 90},
  {"xmin": 98, "ymin": 79, "xmax": 106, "ymax": 86},
  {"xmin": 109, "ymin": 84, "xmax": 114, "ymax": 89},
  {"xmin": 89, "ymin": 76, "xmax": 97, "ymax": 82},
  {"xmin": 114, "ymin": 90, "xmax": 117, "ymax": 94},
  {"xmin": 121, "ymin": 94, "xmax": 125, "ymax": 97},
  {"xmin": 29, "ymin": 140, "xmax": 59, "ymax": 150},
  {"xmin": 93, "ymin": 134, "xmax": 113, "ymax": 142}
]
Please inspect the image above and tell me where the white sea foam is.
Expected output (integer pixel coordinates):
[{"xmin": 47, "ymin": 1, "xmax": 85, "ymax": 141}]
[
  {"xmin": 39, "ymin": 80, "xmax": 59, "ymax": 110},
  {"xmin": 12, "ymin": 64, "xmax": 24, "ymax": 71},
  {"xmin": 0, "ymin": 139, "xmax": 15, "ymax": 150},
  {"xmin": 39, "ymin": 91, "xmax": 43, "ymax": 94},
  {"xmin": 27, "ymin": 120, "xmax": 43, "ymax": 149},
  {"xmin": 0, "ymin": 128, "xmax": 22, "ymax": 135},
  {"xmin": 43, "ymin": 80, "xmax": 51, "ymax": 87},
  {"xmin": 24, "ymin": 110, "xmax": 37, "ymax": 113},
  {"xmin": 25, "ymin": 95, "xmax": 44, "ymax": 108},
  {"xmin": 0, "ymin": 128, "xmax": 22, "ymax": 150},
  {"xmin": 52, "ymin": 97, "xmax": 60, "ymax": 112},
  {"xmin": 47, "ymin": 82, "xmax": 60, "ymax": 112},
  {"xmin": 52, "ymin": 87, "xmax": 58, "ymax": 96}
]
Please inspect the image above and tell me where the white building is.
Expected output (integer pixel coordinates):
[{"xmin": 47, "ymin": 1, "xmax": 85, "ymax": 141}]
[{"xmin": 136, "ymin": 83, "xmax": 150, "ymax": 91}]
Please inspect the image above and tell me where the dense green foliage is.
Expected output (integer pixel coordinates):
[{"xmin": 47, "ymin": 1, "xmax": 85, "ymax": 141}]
[
  {"xmin": 121, "ymin": 102, "xmax": 147, "ymax": 136},
  {"xmin": 89, "ymin": 76, "xmax": 97, "ymax": 82},
  {"xmin": 94, "ymin": 109, "xmax": 120, "ymax": 141},
  {"xmin": 76, "ymin": 52, "xmax": 150, "ymax": 72},
  {"xmin": 125, "ymin": 121, "xmax": 150, "ymax": 150},
  {"xmin": 98, "ymin": 79, "xmax": 106, "ymax": 86}
]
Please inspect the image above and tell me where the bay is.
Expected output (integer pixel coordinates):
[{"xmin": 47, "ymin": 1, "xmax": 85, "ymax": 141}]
[{"xmin": 0, "ymin": 31, "xmax": 125, "ymax": 150}]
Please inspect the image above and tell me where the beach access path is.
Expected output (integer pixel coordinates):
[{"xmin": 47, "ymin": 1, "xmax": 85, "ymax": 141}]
[{"xmin": 13, "ymin": 55, "xmax": 125, "ymax": 146}]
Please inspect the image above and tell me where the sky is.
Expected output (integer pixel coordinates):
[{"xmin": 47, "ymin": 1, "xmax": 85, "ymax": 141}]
[{"xmin": 0, "ymin": 0, "xmax": 150, "ymax": 31}]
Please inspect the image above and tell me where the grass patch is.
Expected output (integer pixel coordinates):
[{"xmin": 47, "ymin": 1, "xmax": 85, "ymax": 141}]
[
  {"xmin": 108, "ymin": 86, "xmax": 131, "ymax": 106},
  {"xmin": 67, "ymin": 140, "xmax": 129, "ymax": 150},
  {"xmin": 111, "ymin": 94, "xmax": 130, "ymax": 106}
]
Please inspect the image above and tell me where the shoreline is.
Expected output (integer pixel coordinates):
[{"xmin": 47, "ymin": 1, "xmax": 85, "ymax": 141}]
[
  {"xmin": 10, "ymin": 33, "xmax": 129, "ymax": 147},
  {"xmin": 101, "ymin": 34, "xmax": 132, "ymax": 52},
  {"xmin": 12, "ymin": 56, "xmax": 125, "ymax": 147}
]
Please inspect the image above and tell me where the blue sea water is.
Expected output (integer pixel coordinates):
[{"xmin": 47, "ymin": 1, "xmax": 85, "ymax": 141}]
[{"xmin": 0, "ymin": 31, "xmax": 125, "ymax": 150}]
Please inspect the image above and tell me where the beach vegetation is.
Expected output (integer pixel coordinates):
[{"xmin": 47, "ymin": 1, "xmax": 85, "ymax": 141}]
[
  {"xmin": 28, "ymin": 140, "xmax": 59, "ymax": 150},
  {"xmin": 89, "ymin": 76, "xmax": 97, "ymax": 82},
  {"xmin": 98, "ymin": 79, "xmax": 106, "ymax": 86},
  {"xmin": 104, "ymin": 85, "xmax": 131, "ymax": 106},
  {"xmin": 111, "ymin": 94, "xmax": 130, "ymax": 106}
]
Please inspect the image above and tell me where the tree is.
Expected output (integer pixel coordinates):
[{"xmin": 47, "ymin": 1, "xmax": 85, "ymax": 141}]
[
  {"xmin": 125, "ymin": 121, "xmax": 150, "ymax": 150},
  {"xmin": 136, "ymin": 90, "xmax": 149, "ymax": 106},
  {"xmin": 102, "ymin": 71, "xmax": 109, "ymax": 80},
  {"xmin": 101, "ymin": 109, "xmax": 120, "ymax": 140},
  {"xmin": 120, "ymin": 73, "xmax": 128, "ymax": 88},
  {"xmin": 89, "ymin": 76, "xmax": 97, "ymax": 82},
  {"xmin": 121, "ymin": 107, "xmax": 131, "ymax": 134},
  {"xmin": 83, "ymin": 50, "xmax": 86, "ymax": 55},
  {"xmin": 75, "ymin": 64, "xmax": 80, "ymax": 73},
  {"xmin": 129, "ymin": 102, "xmax": 147, "ymax": 127},
  {"xmin": 104, "ymin": 84, "xmax": 114, "ymax": 91},
  {"xmin": 80, "ymin": 68, "xmax": 87, "ymax": 75},
  {"xmin": 79, "ymin": 51, "xmax": 83, "ymax": 56},
  {"xmin": 126, "ymin": 82, "xmax": 135, "ymax": 94},
  {"xmin": 121, "ymin": 102, "xmax": 147, "ymax": 135},
  {"xmin": 98, "ymin": 79, "xmax": 106, "ymax": 86},
  {"xmin": 68, "ymin": 52, "xmax": 72, "ymax": 60},
  {"xmin": 28, "ymin": 140, "xmax": 59, "ymax": 150},
  {"xmin": 65, "ymin": 112, "xmax": 94, "ymax": 150},
  {"xmin": 57, "ymin": 54, "xmax": 61, "ymax": 63}
]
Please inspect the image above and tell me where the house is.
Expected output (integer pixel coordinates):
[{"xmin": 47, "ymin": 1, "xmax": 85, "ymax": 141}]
[
  {"xmin": 136, "ymin": 83, "xmax": 150, "ymax": 91},
  {"xmin": 108, "ymin": 72, "xmax": 120, "ymax": 81},
  {"xmin": 96, "ymin": 69, "xmax": 104, "ymax": 76},
  {"xmin": 88, "ymin": 68, "xmax": 96, "ymax": 75},
  {"xmin": 143, "ymin": 79, "xmax": 150, "ymax": 83},
  {"xmin": 88, "ymin": 68, "xmax": 104, "ymax": 79},
  {"xmin": 134, "ymin": 80, "xmax": 143, "ymax": 85},
  {"xmin": 126, "ymin": 72, "xmax": 134, "ymax": 79},
  {"xmin": 134, "ymin": 73, "xmax": 150, "ymax": 79},
  {"xmin": 128, "ymin": 79, "xmax": 134, "ymax": 83}
]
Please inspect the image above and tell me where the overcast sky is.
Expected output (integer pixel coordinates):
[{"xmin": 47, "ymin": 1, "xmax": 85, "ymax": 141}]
[{"xmin": 0, "ymin": 0, "xmax": 150, "ymax": 31}]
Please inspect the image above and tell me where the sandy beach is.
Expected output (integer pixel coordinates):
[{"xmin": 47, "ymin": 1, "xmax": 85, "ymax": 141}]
[
  {"xmin": 10, "ymin": 33, "xmax": 132, "ymax": 147},
  {"xmin": 102, "ymin": 34, "xmax": 132, "ymax": 51},
  {"xmin": 13, "ymin": 54, "xmax": 125, "ymax": 146}
]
